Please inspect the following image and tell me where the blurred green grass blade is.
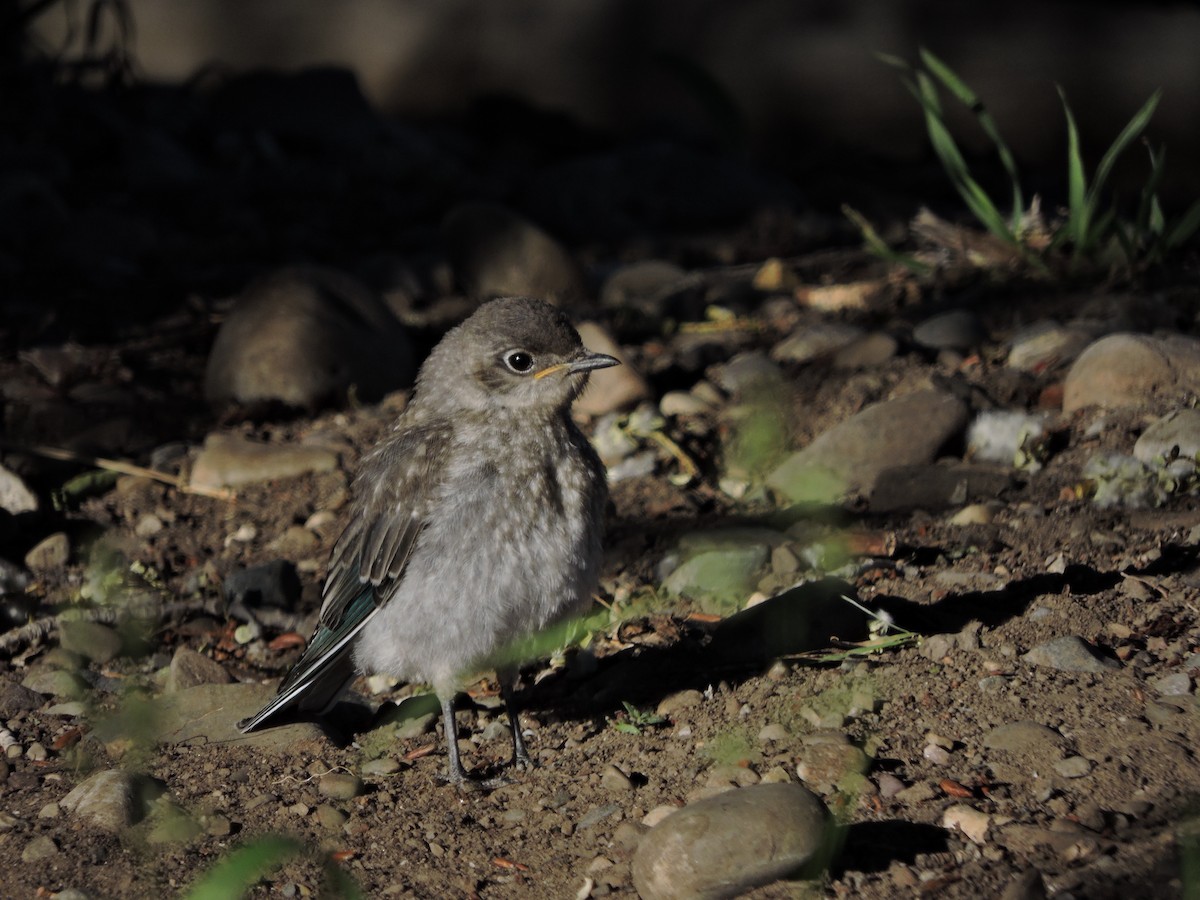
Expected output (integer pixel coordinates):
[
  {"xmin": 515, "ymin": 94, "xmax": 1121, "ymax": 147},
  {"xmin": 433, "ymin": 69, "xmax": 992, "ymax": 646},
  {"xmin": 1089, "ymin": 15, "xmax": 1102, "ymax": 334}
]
[
  {"xmin": 842, "ymin": 205, "xmax": 932, "ymax": 275},
  {"xmin": 1090, "ymin": 89, "xmax": 1160, "ymax": 209},
  {"xmin": 874, "ymin": 51, "xmax": 912, "ymax": 71},
  {"xmin": 960, "ymin": 176, "xmax": 1017, "ymax": 242},
  {"xmin": 186, "ymin": 836, "xmax": 302, "ymax": 900},
  {"xmin": 1137, "ymin": 143, "xmax": 1167, "ymax": 232},
  {"xmin": 919, "ymin": 48, "xmax": 1024, "ymax": 222},
  {"xmin": 1112, "ymin": 218, "xmax": 1137, "ymax": 267},
  {"xmin": 1167, "ymin": 200, "xmax": 1200, "ymax": 248},
  {"xmin": 1058, "ymin": 86, "xmax": 1089, "ymax": 248}
]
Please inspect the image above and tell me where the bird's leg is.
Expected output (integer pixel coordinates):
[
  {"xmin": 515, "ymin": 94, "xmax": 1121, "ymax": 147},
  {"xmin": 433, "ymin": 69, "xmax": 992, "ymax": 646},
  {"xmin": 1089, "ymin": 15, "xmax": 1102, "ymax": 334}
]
[
  {"xmin": 438, "ymin": 694, "xmax": 470, "ymax": 785},
  {"xmin": 498, "ymin": 665, "xmax": 534, "ymax": 771}
]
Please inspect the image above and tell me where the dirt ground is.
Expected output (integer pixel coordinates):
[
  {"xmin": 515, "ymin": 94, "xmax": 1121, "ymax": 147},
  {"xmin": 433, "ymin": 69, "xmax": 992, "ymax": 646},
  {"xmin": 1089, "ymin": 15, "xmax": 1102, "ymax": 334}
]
[{"xmin": 2, "ymin": 57, "xmax": 1200, "ymax": 900}]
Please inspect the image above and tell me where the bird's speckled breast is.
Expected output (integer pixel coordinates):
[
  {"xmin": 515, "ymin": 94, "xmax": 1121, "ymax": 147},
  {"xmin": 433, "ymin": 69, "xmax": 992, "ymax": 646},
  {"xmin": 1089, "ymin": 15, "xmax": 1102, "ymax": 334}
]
[{"xmin": 354, "ymin": 412, "xmax": 606, "ymax": 689}]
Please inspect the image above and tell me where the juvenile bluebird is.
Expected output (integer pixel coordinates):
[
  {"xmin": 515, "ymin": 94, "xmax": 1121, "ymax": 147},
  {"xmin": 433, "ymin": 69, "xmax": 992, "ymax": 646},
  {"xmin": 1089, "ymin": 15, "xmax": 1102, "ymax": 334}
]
[{"xmin": 238, "ymin": 296, "xmax": 618, "ymax": 785}]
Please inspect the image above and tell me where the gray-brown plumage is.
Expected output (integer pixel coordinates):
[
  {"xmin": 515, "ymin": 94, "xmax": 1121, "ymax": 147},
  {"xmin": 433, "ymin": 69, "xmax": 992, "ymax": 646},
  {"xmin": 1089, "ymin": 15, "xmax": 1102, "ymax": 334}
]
[{"xmin": 239, "ymin": 296, "xmax": 618, "ymax": 784}]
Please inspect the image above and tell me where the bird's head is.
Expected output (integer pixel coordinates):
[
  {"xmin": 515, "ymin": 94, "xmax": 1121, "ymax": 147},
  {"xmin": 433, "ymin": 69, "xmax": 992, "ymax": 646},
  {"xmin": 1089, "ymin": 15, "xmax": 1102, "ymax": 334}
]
[{"xmin": 416, "ymin": 296, "xmax": 619, "ymax": 415}]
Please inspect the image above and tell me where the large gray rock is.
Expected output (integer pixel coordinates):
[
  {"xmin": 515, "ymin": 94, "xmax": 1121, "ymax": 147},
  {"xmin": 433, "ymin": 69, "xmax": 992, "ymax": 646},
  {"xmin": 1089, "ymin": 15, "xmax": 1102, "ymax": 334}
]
[
  {"xmin": 153, "ymin": 682, "xmax": 326, "ymax": 753},
  {"xmin": 632, "ymin": 783, "xmax": 828, "ymax": 900},
  {"xmin": 1063, "ymin": 333, "xmax": 1200, "ymax": 413},
  {"xmin": 204, "ymin": 266, "xmax": 416, "ymax": 410},
  {"xmin": 767, "ymin": 390, "xmax": 969, "ymax": 502},
  {"xmin": 443, "ymin": 202, "xmax": 587, "ymax": 306},
  {"xmin": 61, "ymin": 769, "xmax": 166, "ymax": 832}
]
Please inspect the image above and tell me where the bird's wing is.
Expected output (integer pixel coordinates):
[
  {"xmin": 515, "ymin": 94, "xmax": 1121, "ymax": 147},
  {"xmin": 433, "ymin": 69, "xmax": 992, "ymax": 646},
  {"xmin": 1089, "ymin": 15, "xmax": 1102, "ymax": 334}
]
[{"xmin": 238, "ymin": 421, "xmax": 452, "ymax": 732}]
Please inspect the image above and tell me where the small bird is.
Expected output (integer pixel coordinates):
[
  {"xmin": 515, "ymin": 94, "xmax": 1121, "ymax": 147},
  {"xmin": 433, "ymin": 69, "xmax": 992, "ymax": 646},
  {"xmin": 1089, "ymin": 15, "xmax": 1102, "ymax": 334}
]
[{"xmin": 239, "ymin": 296, "xmax": 618, "ymax": 785}]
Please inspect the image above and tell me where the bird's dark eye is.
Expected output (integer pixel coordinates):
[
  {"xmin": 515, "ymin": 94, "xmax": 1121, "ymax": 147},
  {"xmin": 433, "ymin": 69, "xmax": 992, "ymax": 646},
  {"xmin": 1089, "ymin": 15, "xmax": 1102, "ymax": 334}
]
[{"xmin": 503, "ymin": 350, "xmax": 534, "ymax": 373}]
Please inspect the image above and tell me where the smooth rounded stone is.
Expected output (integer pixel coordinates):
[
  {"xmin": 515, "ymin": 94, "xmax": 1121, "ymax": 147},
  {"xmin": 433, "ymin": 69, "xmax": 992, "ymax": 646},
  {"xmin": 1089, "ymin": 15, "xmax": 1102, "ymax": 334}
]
[
  {"xmin": 190, "ymin": 433, "xmax": 339, "ymax": 491},
  {"xmin": 24, "ymin": 531, "xmax": 69, "ymax": 572},
  {"xmin": 949, "ymin": 502, "xmax": 1002, "ymax": 525},
  {"xmin": 59, "ymin": 620, "xmax": 123, "ymax": 664},
  {"xmin": 318, "ymin": 773, "xmax": 363, "ymax": 800},
  {"xmin": 966, "ymin": 410, "xmax": 1050, "ymax": 465},
  {"xmin": 913, "ymin": 309, "xmax": 987, "ymax": 351},
  {"xmin": 361, "ymin": 757, "xmax": 401, "ymax": 777},
  {"xmin": 794, "ymin": 740, "xmax": 870, "ymax": 793},
  {"xmin": 758, "ymin": 723, "xmax": 789, "ymax": 744},
  {"xmin": 155, "ymin": 683, "xmax": 325, "ymax": 753},
  {"xmin": 61, "ymin": 769, "xmax": 166, "ymax": 832},
  {"xmin": 0, "ymin": 461, "xmax": 37, "ymax": 514},
  {"xmin": 869, "ymin": 462, "xmax": 1013, "ymax": 514},
  {"xmin": 708, "ymin": 352, "xmax": 783, "ymax": 396},
  {"xmin": 601, "ymin": 764, "xmax": 635, "ymax": 793},
  {"xmin": 771, "ymin": 322, "xmax": 865, "ymax": 364},
  {"xmin": 877, "ymin": 773, "xmax": 905, "ymax": 799},
  {"xmin": 315, "ymin": 804, "xmax": 349, "ymax": 830},
  {"xmin": 21, "ymin": 667, "xmax": 88, "ymax": 699},
  {"xmin": 1022, "ymin": 636, "xmax": 1119, "ymax": 674},
  {"xmin": 600, "ymin": 259, "xmax": 687, "ymax": 311},
  {"xmin": 831, "ymin": 332, "xmax": 898, "ymax": 369},
  {"xmin": 1007, "ymin": 320, "xmax": 1092, "ymax": 371},
  {"xmin": 0, "ymin": 678, "xmax": 49, "ymax": 715},
  {"xmin": 168, "ymin": 647, "xmax": 233, "ymax": 692},
  {"xmin": 982, "ymin": 722, "xmax": 1069, "ymax": 757},
  {"xmin": 223, "ymin": 560, "xmax": 302, "ymax": 616},
  {"xmin": 768, "ymin": 390, "xmax": 969, "ymax": 502},
  {"xmin": 632, "ymin": 783, "xmax": 828, "ymax": 900},
  {"xmin": 21, "ymin": 835, "xmax": 58, "ymax": 862},
  {"xmin": 1133, "ymin": 409, "xmax": 1200, "ymax": 464},
  {"xmin": 943, "ymin": 804, "xmax": 992, "ymax": 843},
  {"xmin": 204, "ymin": 266, "xmax": 415, "ymax": 409},
  {"xmin": 1151, "ymin": 672, "xmax": 1192, "ymax": 696},
  {"xmin": 134, "ymin": 513, "xmax": 164, "ymax": 538},
  {"xmin": 643, "ymin": 805, "xmax": 681, "ymax": 828},
  {"xmin": 1063, "ymin": 333, "xmax": 1200, "ymax": 413},
  {"xmin": 656, "ymin": 689, "xmax": 705, "ymax": 717},
  {"xmin": 662, "ymin": 529, "xmax": 780, "ymax": 608},
  {"xmin": 443, "ymin": 202, "xmax": 587, "ymax": 306},
  {"xmin": 1053, "ymin": 756, "xmax": 1093, "ymax": 778},
  {"xmin": 572, "ymin": 322, "xmax": 650, "ymax": 417},
  {"xmin": 999, "ymin": 868, "xmax": 1047, "ymax": 900},
  {"xmin": 660, "ymin": 391, "xmax": 717, "ymax": 417}
]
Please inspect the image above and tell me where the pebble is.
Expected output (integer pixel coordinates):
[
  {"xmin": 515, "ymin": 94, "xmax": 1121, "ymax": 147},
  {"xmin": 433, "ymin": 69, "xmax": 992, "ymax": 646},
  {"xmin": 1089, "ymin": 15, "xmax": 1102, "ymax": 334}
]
[
  {"xmin": 21, "ymin": 835, "xmax": 59, "ymax": 862},
  {"xmin": 922, "ymin": 745, "xmax": 951, "ymax": 765},
  {"xmin": 601, "ymin": 764, "xmax": 635, "ymax": 792},
  {"xmin": 134, "ymin": 513, "xmax": 164, "ymax": 537},
  {"xmin": 771, "ymin": 322, "xmax": 864, "ymax": 364},
  {"xmin": 0, "ymin": 462, "xmax": 38, "ymax": 514},
  {"xmin": 167, "ymin": 647, "xmax": 233, "ymax": 691},
  {"xmin": 22, "ymin": 667, "xmax": 88, "ymax": 699},
  {"xmin": 361, "ymin": 757, "xmax": 401, "ymax": 776},
  {"xmin": 877, "ymin": 773, "xmax": 905, "ymax": 798},
  {"xmin": 631, "ymin": 783, "xmax": 828, "ymax": 900},
  {"xmin": 318, "ymin": 773, "xmax": 362, "ymax": 800},
  {"xmin": 794, "ymin": 737, "xmax": 870, "ymax": 793},
  {"xmin": 600, "ymin": 259, "xmax": 687, "ymax": 312},
  {"xmin": 577, "ymin": 803, "xmax": 622, "ymax": 829},
  {"xmin": 1133, "ymin": 409, "xmax": 1200, "ymax": 463},
  {"xmin": 1063, "ymin": 332, "xmax": 1200, "ymax": 413},
  {"xmin": 982, "ymin": 721, "xmax": 1069, "ymax": 756},
  {"xmin": 912, "ymin": 309, "xmax": 986, "ymax": 351},
  {"xmin": 572, "ymin": 323, "xmax": 650, "ymax": 417},
  {"xmin": 949, "ymin": 503, "xmax": 1001, "ymax": 525},
  {"xmin": 767, "ymin": 390, "xmax": 968, "ymax": 502},
  {"xmin": 1022, "ymin": 636, "xmax": 1119, "ymax": 673},
  {"xmin": 1006, "ymin": 319, "xmax": 1091, "ymax": 372},
  {"xmin": 832, "ymin": 332, "xmax": 898, "ymax": 369},
  {"xmin": 204, "ymin": 266, "xmax": 415, "ymax": 409},
  {"xmin": 24, "ymin": 532, "xmax": 70, "ymax": 572},
  {"xmin": 1151, "ymin": 672, "xmax": 1192, "ymax": 696},
  {"xmin": 1053, "ymin": 756, "xmax": 1093, "ymax": 778},
  {"xmin": 61, "ymin": 769, "xmax": 165, "ymax": 832},
  {"xmin": 58, "ymin": 621, "xmax": 123, "ymax": 664},
  {"xmin": 662, "ymin": 529, "xmax": 780, "ymax": 608},
  {"xmin": 190, "ymin": 433, "xmax": 339, "ymax": 491},
  {"xmin": 660, "ymin": 390, "xmax": 716, "ymax": 417},
  {"xmin": 315, "ymin": 804, "xmax": 349, "ymax": 830},
  {"xmin": 757, "ymin": 723, "xmax": 789, "ymax": 744},
  {"xmin": 942, "ymin": 804, "xmax": 992, "ymax": 843},
  {"xmin": 38, "ymin": 802, "xmax": 60, "ymax": 819},
  {"xmin": 0, "ymin": 678, "xmax": 51, "ymax": 715}
]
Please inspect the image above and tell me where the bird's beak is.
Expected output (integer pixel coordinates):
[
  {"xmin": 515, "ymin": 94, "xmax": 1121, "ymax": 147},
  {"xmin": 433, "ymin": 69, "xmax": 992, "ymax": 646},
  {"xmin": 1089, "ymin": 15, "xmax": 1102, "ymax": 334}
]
[{"xmin": 534, "ymin": 352, "xmax": 621, "ymax": 379}]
